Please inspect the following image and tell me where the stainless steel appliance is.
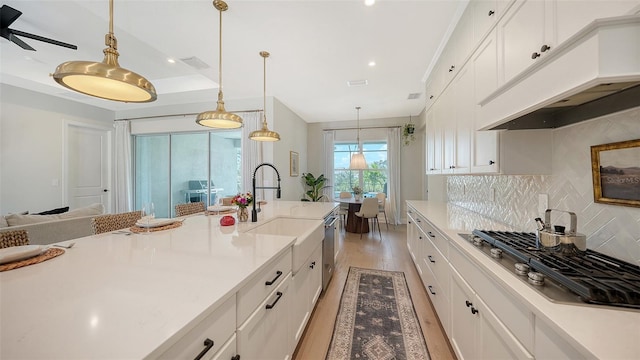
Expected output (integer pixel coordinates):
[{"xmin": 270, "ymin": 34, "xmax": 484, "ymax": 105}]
[
  {"xmin": 459, "ymin": 230, "xmax": 640, "ymax": 310},
  {"xmin": 322, "ymin": 215, "xmax": 337, "ymax": 291}
]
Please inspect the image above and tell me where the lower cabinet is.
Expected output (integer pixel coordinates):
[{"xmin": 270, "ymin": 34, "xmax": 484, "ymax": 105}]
[
  {"xmin": 237, "ymin": 273, "xmax": 292, "ymax": 360},
  {"xmin": 211, "ymin": 334, "xmax": 238, "ymax": 360},
  {"xmin": 450, "ymin": 268, "xmax": 533, "ymax": 360},
  {"xmin": 290, "ymin": 243, "xmax": 323, "ymax": 352}
]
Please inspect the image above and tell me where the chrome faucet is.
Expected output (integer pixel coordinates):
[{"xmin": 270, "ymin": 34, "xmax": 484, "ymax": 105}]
[{"xmin": 252, "ymin": 163, "xmax": 281, "ymax": 222}]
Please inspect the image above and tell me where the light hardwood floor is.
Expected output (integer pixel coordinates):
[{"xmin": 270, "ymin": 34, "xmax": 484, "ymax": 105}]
[{"xmin": 293, "ymin": 224, "xmax": 457, "ymax": 360}]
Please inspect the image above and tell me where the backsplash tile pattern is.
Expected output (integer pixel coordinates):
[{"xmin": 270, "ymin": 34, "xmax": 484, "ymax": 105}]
[{"xmin": 447, "ymin": 108, "xmax": 640, "ymax": 265}]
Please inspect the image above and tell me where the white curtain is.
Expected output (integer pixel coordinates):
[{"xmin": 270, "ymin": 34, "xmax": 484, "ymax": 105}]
[
  {"xmin": 241, "ymin": 111, "xmax": 263, "ymax": 197},
  {"xmin": 114, "ymin": 121, "xmax": 133, "ymax": 212},
  {"xmin": 323, "ymin": 131, "xmax": 335, "ymax": 200},
  {"xmin": 387, "ymin": 127, "xmax": 401, "ymax": 225}
]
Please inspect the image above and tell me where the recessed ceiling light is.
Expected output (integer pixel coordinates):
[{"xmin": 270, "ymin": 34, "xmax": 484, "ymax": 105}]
[
  {"xmin": 167, "ymin": 58, "xmax": 176, "ymax": 64},
  {"xmin": 365, "ymin": 0, "xmax": 375, "ymax": 6},
  {"xmin": 368, "ymin": 61, "xmax": 376, "ymax": 67}
]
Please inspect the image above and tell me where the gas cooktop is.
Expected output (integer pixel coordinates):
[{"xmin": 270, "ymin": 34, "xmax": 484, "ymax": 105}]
[{"xmin": 459, "ymin": 230, "xmax": 640, "ymax": 311}]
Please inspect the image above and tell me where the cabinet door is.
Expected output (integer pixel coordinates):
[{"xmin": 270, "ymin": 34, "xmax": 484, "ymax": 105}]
[
  {"xmin": 290, "ymin": 264, "xmax": 311, "ymax": 347},
  {"xmin": 211, "ymin": 334, "xmax": 237, "ymax": 360},
  {"xmin": 425, "ymin": 108, "xmax": 442, "ymax": 174},
  {"xmin": 440, "ymin": 88, "xmax": 456, "ymax": 174},
  {"xmin": 476, "ymin": 296, "xmax": 534, "ymax": 360},
  {"xmin": 309, "ymin": 244, "xmax": 323, "ymax": 308},
  {"xmin": 454, "ymin": 66, "xmax": 473, "ymax": 174},
  {"xmin": 473, "ymin": 0, "xmax": 499, "ymax": 42},
  {"xmin": 498, "ymin": 0, "xmax": 552, "ymax": 84},
  {"xmin": 237, "ymin": 274, "xmax": 291, "ymax": 360},
  {"xmin": 450, "ymin": 269, "xmax": 478, "ymax": 360}
]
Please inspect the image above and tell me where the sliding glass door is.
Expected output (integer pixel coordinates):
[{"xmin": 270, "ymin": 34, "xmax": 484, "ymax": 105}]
[{"xmin": 134, "ymin": 130, "xmax": 241, "ymax": 217}]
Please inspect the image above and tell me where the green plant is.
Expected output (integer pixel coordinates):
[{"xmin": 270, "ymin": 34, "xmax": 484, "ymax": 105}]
[
  {"xmin": 301, "ymin": 173, "xmax": 328, "ymax": 202},
  {"xmin": 403, "ymin": 123, "xmax": 415, "ymax": 146}
]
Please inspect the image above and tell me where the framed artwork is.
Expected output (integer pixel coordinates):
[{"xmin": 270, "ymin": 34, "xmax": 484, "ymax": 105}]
[
  {"xmin": 290, "ymin": 151, "xmax": 299, "ymax": 177},
  {"xmin": 591, "ymin": 139, "xmax": 640, "ymax": 208}
]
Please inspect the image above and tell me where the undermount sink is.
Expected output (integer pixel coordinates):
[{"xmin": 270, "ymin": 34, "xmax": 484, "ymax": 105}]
[{"xmin": 246, "ymin": 217, "xmax": 324, "ymax": 273}]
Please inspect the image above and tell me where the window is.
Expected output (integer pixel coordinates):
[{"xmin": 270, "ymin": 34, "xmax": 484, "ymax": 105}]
[
  {"xmin": 134, "ymin": 130, "xmax": 242, "ymax": 217},
  {"xmin": 333, "ymin": 141, "xmax": 387, "ymax": 197}
]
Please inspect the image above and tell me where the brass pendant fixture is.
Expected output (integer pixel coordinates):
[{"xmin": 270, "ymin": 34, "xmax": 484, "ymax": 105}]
[
  {"xmin": 250, "ymin": 51, "xmax": 280, "ymax": 142},
  {"xmin": 52, "ymin": 0, "xmax": 156, "ymax": 103},
  {"xmin": 349, "ymin": 106, "xmax": 368, "ymax": 169},
  {"xmin": 196, "ymin": 0, "xmax": 243, "ymax": 129}
]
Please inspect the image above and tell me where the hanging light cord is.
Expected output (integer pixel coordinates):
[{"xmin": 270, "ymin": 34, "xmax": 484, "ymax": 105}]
[
  {"xmin": 217, "ymin": 6, "xmax": 223, "ymax": 101},
  {"xmin": 263, "ymin": 53, "xmax": 267, "ymax": 126},
  {"xmin": 356, "ymin": 106, "xmax": 361, "ymax": 150}
]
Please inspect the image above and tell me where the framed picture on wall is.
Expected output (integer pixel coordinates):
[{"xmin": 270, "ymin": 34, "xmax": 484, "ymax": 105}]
[
  {"xmin": 591, "ymin": 139, "xmax": 640, "ymax": 208},
  {"xmin": 290, "ymin": 151, "xmax": 299, "ymax": 177}
]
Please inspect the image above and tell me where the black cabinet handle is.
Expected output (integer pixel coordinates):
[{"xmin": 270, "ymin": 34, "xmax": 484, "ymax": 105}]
[
  {"xmin": 428, "ymin": 286, "xmax": 436, "ymax": 295},
  {"xmin": 465, "ymin": 300, "xmax": 473, "ymax": 307},
  {"xmin": 266, "ymin": 291, "xmax": 283, "ymax": 309},
  {"xmin": 471, "ymin": 307, "xmax": 479, "ymax": 315},
  {"xmin": 429, "ymin": 95, "xmax": 434, "ymax": 99},
  {"xmin": 540, "ymin": 44, "xmax": 551, "ymax": 52},
  {"xmin": 448, "ymin": 65, "xmax": 455, "ymax": 72},
  {"xmin": 265, "ymin": 271, "xmax": 283, "ymax": 286},
  {"xmin": 419, "ymin": 236, "xmax": 423, "ymax": 240},
  {"xmin": 231, "ymin": 355, "xmax": 241, "ymax": 360},
  {"xmin": 310, "ymin": 261, "xmax": 316, "ymax": 269},
  {"xmin": 194, "ymin": 338, "xmax": 214, "ymax": 360},
  {"xmin": 531, "ymin": 52, "xmax": 541, "ymax": 59},
  {"xmin": 488, "ymin": 10, "xmax": 495, "ymax": 16},
  {"xmin": 427, "ymin": 231, "xmax": 435, "ymax": 238},
  {"xmin": 489, "ymin": 160, "xmax": 495, "ymax": 165},
  {"xmin": 428, "ymin": 255, "xmax": 435, "ymax": 263}
]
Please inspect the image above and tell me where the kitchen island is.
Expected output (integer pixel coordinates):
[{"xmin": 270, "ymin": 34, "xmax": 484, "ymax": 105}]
[
  {"xmin": 0, "ymin": 201, "xmax": 338, "ymax": 359},
  {"xmin": 407, "ymin": 200, "xmax": 640, "ymax": 360}
]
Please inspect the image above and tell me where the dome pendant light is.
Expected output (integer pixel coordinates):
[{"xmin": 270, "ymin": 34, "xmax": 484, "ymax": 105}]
[
  {"xmin": 349, "ymin": 106, "xmax": 368, "ymax": 170},
  {"xmin": 52, "ymin": 0, "xmax": 156, "ymax": 103},
  {"xmin": 250, "ymin": 51, "xmax": 281, "ymax": 142},
  {"xmin": 196, "ymin": 0, "xmax": 243, "ymax": 129}
]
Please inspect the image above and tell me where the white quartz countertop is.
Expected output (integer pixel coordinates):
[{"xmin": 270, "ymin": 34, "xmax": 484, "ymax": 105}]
[
  {"xmin": 0, "ymin": 201, "xmax": 337, "ymax": 359},
  {"xmin": 407, "ymin": 200, "xmax": 640, "ymax": 360}
]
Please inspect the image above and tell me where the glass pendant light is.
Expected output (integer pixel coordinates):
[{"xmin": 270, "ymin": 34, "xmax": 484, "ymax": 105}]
[
  {"xmin": 349, "ymin": 106, "xmax": 368, "ymax": 169},
  {"xmin": 196, "ymin": 0, "xmax": 243, "ymax": 129},
  {"xmin": 249, "ymin": 51, "xmax": 281, "ymax": 141},
  {"xmin": 52, "ymin": 0, "xmax": 156, "ymax": 103}
]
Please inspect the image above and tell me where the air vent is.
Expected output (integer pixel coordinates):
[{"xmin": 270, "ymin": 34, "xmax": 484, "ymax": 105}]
[
  {"xmin": 407, "ymin": 93, "xmax": 421, "ymax": 100},
  {"xmin": 347, "ymin": 79, "xmax": 368, "ymax": 87},
  {"xmin": 180, "ymin": 56, "xmax": 210, "ymax": 70}
]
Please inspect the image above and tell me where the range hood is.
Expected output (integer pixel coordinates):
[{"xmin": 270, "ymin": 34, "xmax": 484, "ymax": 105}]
[{"xmin": 478, "ymin": 15, "xmax": 640, "ymax": 131}]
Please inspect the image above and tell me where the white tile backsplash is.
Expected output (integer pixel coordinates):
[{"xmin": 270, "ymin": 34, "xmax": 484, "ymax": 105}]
[{"xmin": 447, "ymin": 107, "xmax": 640, "ymax": 265}]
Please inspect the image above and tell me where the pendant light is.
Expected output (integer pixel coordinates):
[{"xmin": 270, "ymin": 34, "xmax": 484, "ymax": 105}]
[
  {"xmin": 196, "ymin": 0, "xmax": 243, "ymax": 129},
  {"xmin": 52, "ymin": 0, "xmax": 156, "ymax": 103},
  {"xmin": 249, "ymin": 51, "xmax": 280, "ymax": 141},
  {"xmin": 349, "ymin": 106, "xmax": 368, "ymax": 169}
]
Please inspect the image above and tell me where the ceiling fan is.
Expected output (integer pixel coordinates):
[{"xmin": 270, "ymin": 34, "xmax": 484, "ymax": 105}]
[{"xmin": 0, "ymin": 4, "xmax": 77, "ymax": 51}]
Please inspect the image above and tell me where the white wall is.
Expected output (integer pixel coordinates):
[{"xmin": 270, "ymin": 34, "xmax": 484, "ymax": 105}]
[
  {"xmin": 0, "ymin": 84, "xmax": 114, "ymax": 214},
  {"xmin": 306, "ymin": 113, "xmax": 426, "ymax": 221},
  {"xmin": 272, "ymin": 98, "xmax": 307, "ymax": 201}
]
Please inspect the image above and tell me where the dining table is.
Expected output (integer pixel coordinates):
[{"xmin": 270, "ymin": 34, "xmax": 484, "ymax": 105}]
[{"xmin": 335, "ymin": 197, "xmax": 369, "ymax": 234}]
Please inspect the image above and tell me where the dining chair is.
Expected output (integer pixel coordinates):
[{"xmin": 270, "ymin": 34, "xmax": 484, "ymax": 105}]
[
  {"xmin": 338, "ymin": 191, "xmax": 352, "ymax": 230},
  {"xmin": 0, "ymin": 229, "xmax": 29, "ymax": 249},
  {"xmin": 376, "ymin": 192, "xmax": 390, "ymax": 230},
  {"xmin": 91, "ymin": 211, "xmax": 143, "ymax": 234},
  {"xmin": 175, "ymin": 202, "xmax": 205, "ymax": 217},
  {"xmin": 354, "ymin": 197, "xmax": 382, "ymax": 239}
]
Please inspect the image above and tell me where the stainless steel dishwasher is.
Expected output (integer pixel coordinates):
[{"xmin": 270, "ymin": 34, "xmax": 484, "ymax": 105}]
[{"xmin": 322, "ymin": 215, "xmax": 337, "ymax": 291}]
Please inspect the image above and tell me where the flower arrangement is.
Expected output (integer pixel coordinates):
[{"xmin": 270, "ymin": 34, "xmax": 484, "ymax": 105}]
[
  {"xmin": 232, "ymin": 192, "xmax": 253, "ymax": 208},
  {"xmin": 403, "ymin": 123, "xmax": 416, "ymax": 146},
  {"xmin": 352, "ymin": 186, "xmax": 363, "ymax": 195}
]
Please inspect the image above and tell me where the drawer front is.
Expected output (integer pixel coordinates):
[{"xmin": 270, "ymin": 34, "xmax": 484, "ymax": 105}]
[
  {"xmin": 450, "ymin": 244, "xmax": 533, "ymax": 352},
  {"xmin": 423, "ymin": 238, "xmax": 450, "ymax": 295},
  {"xmin": 159, "ymin": 294, "xmax": 236, "ymax": 360},
  {"xmin": 211, "ymin": 333, "xmax": 237, "ymax": 360},
  {"xmin": 237, "ymin": 248, "xmax": 292, "ymax": 325},
  {"xmin": 237, "ymin": 273, "xmax": 292, "ymax": 360},
  {"xmin": 422, "ymin": 220, "xmax": 449, "ymax": 257},
  {"xmin": 421, "ymin": 265, "xmax": 450, "ymax": 334}
]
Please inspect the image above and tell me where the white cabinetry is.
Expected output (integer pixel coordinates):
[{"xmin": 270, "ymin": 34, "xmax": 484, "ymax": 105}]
[
  {"xmin": 237, "ymin": 274, "xmax": 292, "ymax": 360},
  {"xmin": 534, "ymin": 318, "xmax": 588, "ymax": 359},
  {"xmin": 497, "ymin": 0, "xmax": 555, "ymax": 84},
  {"xmin": 425, "ymin": 108, "xmax": 442, "ymax": 174},
  {"xmin": 159, "ymin": 295, "xmax": 237, "ymax": 360},
  {"xmin": 290, "ymin": 243, "xmax": 323, "ymax": 351}
]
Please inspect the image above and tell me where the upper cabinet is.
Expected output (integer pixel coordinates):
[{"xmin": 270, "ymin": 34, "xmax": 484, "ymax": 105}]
[
  {"xmin": 473, "ymin": 0, "xmax": 514, "ymax": 43},
  {"xmin": 497, "ymin": 0, "xmax": 555, "ymax": 85}
]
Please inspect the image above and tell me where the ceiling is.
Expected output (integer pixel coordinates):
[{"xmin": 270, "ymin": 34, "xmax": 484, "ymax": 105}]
[{"xmin": 0, "ymin": 0, "xmax": 466, "ymax": 123}]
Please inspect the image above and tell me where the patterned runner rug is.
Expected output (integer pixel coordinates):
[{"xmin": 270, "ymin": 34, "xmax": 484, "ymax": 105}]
[{"xmin": 326, "ymin": 267, "xmax": 431, "ymax": 360}]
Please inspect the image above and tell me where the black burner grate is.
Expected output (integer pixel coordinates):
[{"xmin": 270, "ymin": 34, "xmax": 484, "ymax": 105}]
[{"xmin": 472, "ymin": 230, "xmax": 640, "ymax": 309}]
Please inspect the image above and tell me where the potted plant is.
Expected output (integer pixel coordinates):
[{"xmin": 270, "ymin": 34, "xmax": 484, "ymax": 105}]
[
  {"xmin": 403, "ymin": 123, "xmax": 415, "ymax": 146},
  {"xmin": 301, "ymin": 173, "xmax": 329, "ymax": 202}
]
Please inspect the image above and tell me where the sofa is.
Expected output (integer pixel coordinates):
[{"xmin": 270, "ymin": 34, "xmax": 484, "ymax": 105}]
[{"xmin": 0, "ymin": 203, "xmax": 105, "ymax": 246}]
